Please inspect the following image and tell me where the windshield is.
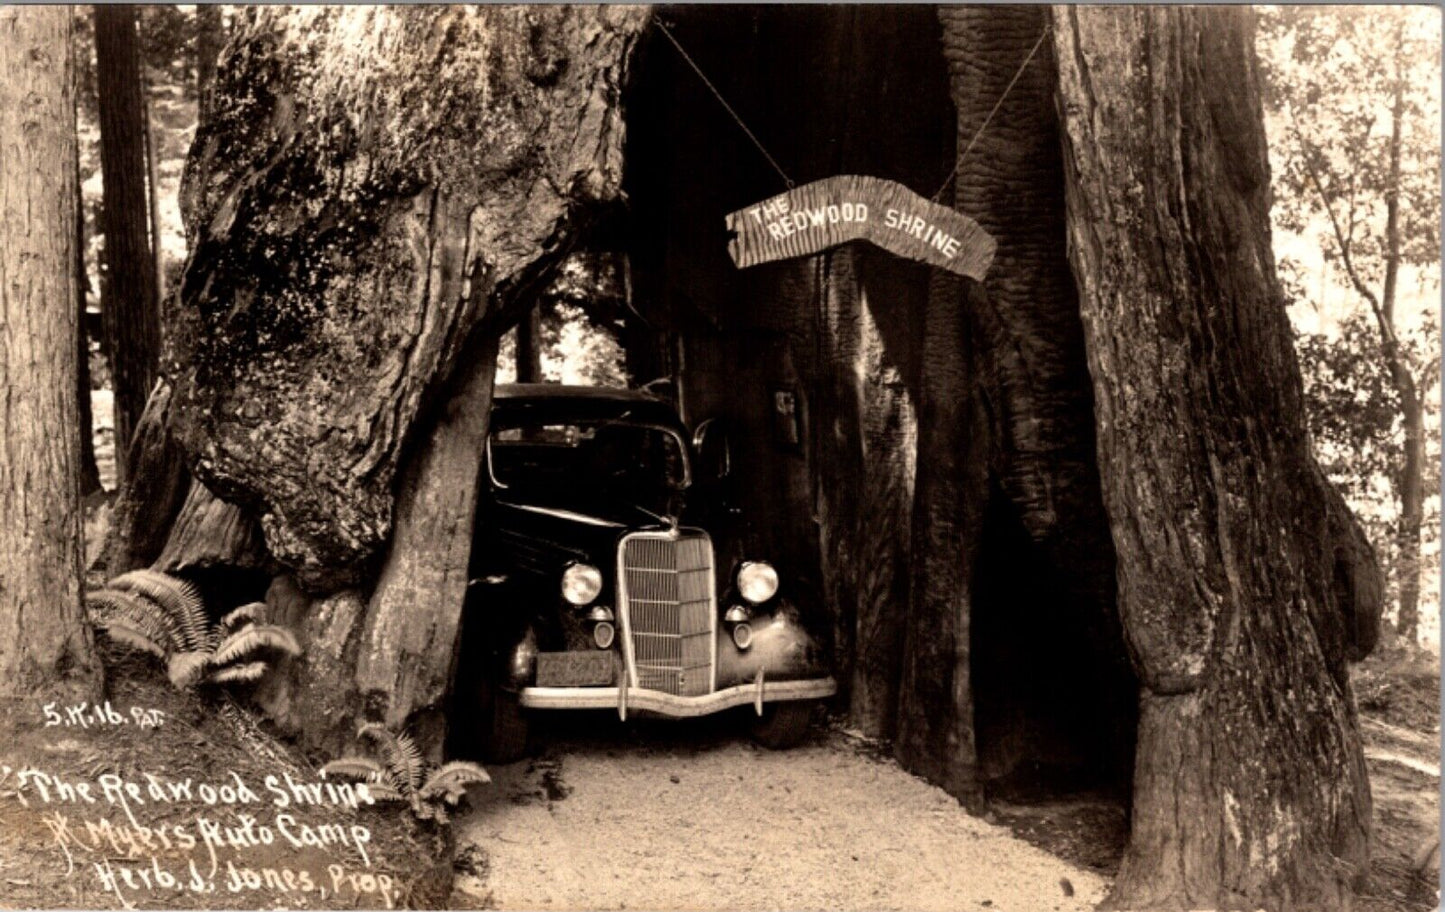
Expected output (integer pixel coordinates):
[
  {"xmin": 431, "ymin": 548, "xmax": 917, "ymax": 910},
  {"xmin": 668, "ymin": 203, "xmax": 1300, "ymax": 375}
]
[{"xmin": 487, "ymin": 417, "xmax": 690, "ymax": 499}]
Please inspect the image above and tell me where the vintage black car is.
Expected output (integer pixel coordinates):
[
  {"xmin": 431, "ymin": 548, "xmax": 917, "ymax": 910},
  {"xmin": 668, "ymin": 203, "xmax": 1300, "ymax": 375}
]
[{"xmin": 456, "ymin": 383, "xmax": 836, "ymax": 762}]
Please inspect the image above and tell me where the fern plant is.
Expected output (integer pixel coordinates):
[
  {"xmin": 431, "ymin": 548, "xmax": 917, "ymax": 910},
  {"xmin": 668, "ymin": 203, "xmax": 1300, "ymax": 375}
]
[
  {"xmin": 85, "ymin": 569, "xmax": 301, "ymax": 690},
  {"xmin": 321, "ymin": 724, "xmax": 490, "ymax": 824}
]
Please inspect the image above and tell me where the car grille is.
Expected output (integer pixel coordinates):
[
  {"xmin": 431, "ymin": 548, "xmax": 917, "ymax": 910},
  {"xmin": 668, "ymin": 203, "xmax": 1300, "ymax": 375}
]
[{"xmin": 617, "ymin": 531, "xmax": 715, "ymax": 696}]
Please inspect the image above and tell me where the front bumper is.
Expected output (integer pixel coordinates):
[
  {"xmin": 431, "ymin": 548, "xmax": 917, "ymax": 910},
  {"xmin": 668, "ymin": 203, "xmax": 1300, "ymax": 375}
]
[{"xmin": 519, "ymin": 675, "xmax": 837, "ymax": 719}]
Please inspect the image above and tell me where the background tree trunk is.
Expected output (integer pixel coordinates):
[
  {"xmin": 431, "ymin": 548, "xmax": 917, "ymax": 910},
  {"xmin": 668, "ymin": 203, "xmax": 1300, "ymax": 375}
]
[
  {"xmin": 1054, "ymin": 8, "xmax": 1381, "ymax": 908},
  {"xmin": 75, "ymin": 106, "xmax": 102, "ymax": 498},
  {"xmin": 514, "ymin": 303, "xmax": 544, "ymax": 383},
  {"xmin": 0, "ymin": 6, "xmax": 104, "ymax": 702},
  {"xmin": 94, "ymin": 4, "xmax": 160, "ymax": 485},
  {"xmin": 193, "ymin": 3, "xmax": 222, "ymax": 122},
  {"xmin": 143, "ymin": 67, "xmax": 164, "ymax": 307},
  {"xmin": 1379, "ymin": 35, "xmax": 1424, "ymax": 646},
  {"xmin": 1395, "ymin": 390, "xmax": 1424, "ymax": 642}
]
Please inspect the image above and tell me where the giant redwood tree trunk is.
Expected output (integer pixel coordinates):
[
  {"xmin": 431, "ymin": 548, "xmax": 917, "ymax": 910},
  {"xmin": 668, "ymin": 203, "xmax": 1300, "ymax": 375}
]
[
  {"xmin": 94, "ymin": 5, "xmax": 160, "ymax": 484},
  {"xmin": 812, "ymin": 246, "xmax": 918, "ymax": 738},
  {"xmin": 0, "ymin": 6, "xmax": 103, "ymax": 702},
  {"xmin": 115, "ymin": 6, "xmax": 649, "ymax": 753},
  {"xmin": 167, "ymin": 5, "xmax": 648, "ymax": 593},
  {"xmin": 896, "ymin": 4, "xmax": 1133, "ymax": 800},
  {"xmin": 355, "ymin": 335, "xmax": 499, "ymax": 752},
  {"xmin": 1054, "ymin": 8, "xmax": 1381, "ymax": 909}
]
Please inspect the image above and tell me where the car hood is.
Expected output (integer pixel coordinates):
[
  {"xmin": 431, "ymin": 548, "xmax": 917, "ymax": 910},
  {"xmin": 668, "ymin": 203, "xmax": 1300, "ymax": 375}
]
[
  {"xmin": 485, "ymin": 492, "xmax": 684, "ymax": 571},
  {"xmin": 494, "ymin": 497, "xmax": 672, "ymax": 533}
]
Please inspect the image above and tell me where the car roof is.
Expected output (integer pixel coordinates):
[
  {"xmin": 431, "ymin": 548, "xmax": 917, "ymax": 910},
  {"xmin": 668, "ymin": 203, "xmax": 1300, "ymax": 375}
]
[
  {"xmin": 490, "ymin": 383, "xmax": 685, "ymax": 428},
  {"xmin": 493, "ymin": 383, "xmax": 665, "ymax": 404}
]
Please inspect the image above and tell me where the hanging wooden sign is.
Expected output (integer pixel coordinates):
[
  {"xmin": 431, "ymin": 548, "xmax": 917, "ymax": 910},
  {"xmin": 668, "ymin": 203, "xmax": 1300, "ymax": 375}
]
[{"xmin": 725, "ymin": 175, "xmax": 996, "ymax": 280}]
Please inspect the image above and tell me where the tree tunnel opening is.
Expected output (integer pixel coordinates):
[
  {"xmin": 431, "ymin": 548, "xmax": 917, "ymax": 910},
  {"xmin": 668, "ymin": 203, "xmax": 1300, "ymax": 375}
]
[
  {"xmin": 493, "ymin": 253, "xmax": 632, "ymax": 388},
  {"xmin": 971, "ymin": 483, "xmax": 1137, "ymax": 805},
  {"xmin": 609, "ymin": 5, "xmax": 1137, "ymax": 820}
]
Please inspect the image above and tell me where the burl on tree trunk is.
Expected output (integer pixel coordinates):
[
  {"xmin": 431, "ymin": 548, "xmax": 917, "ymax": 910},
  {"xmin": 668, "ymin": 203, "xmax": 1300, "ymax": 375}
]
[{"xmin": 1054, "ymin": 8, "xmax": 1381, "ymax": 909}]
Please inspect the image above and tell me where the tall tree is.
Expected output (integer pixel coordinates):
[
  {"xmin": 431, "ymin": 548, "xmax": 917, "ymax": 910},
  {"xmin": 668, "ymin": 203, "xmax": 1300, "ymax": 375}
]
[
  {"xmin": 0, "ymin": 6, "xmax": 104, "ymax": 701},
  {"xmin": 514, "ymin": 303, "xmax": 545, "ymax": 383},
  {"xmin": 1055, "ymin": 7, "xmax": 1380, "ymax": 908},
  {"xmin": 142, "ymin": 66, "xmax": 164, "ymax": 307},
  {"xmin": 1259, "ymin": 7, "xmax": 1440, "ymax": 644},
  {"xmin": 194, "ymin": 3, "xmax": 222, "ymax": 118},
  {"xmin": 93, "ymin": 4, "xmax": 160, "ymax": 485},
  {"xmin": 1294, "ymin": 313, "xmax": 1442, "ymax": 622},
  {"xmin": 75, "ymin": 93, "xmax": 102, "ymax": 497}
]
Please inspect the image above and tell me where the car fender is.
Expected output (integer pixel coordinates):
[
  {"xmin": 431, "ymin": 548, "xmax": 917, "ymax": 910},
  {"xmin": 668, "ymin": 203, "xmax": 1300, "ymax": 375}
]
[{"xmin": 716, "ymin": 599, "xmax": 829, "ymax": 687}]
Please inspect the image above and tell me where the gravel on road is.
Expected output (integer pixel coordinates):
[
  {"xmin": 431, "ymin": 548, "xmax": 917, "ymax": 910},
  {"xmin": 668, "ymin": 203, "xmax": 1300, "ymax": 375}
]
[{"xmin": 455, "ymin": 712, "xmax": 1108, "ymax": 911}]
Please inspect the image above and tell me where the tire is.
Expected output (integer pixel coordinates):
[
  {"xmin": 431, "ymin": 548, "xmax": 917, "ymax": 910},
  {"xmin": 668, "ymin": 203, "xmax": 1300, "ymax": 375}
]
[
  {"xmin": 750, "ymin": 700, "xmax": 815, "ymax": 749},
  {"xmin": 469, "ymin": 674, "xmax": 533, "ymax": 764}
]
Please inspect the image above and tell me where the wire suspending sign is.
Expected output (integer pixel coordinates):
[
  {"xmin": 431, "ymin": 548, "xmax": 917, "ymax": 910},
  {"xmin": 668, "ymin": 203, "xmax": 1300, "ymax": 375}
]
[{"xmin": 656, "ymin": 18, "xmax": 1011, "ymax": 279}]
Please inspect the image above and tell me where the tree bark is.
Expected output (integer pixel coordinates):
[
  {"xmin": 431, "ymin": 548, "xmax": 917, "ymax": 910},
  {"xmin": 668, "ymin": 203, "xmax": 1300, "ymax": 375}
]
[
  {"xmin": 167, "ymin": 6, "xmax": 648, "ymax": 590},
  {"xmin": 811, "ymin": 246, "xmax": 917, "ymax": 738},
  {"xmin": 0, "ymin": 6, "xmax": 104, "ymax": 701},
  {"xmin": 253, "ymin": 578, "xmax": 366, "ymax": 756},
  {"xmin": 94, "ymin": 4, "xmax": 160, "ymax": 484},
  {"xmin": 142, "ymin": 67, "xmax": 164, "ymax": 307},
  {"xmin": 1054, "ymin": 8, "xmax": 1381, "ymax": 908},
  {"xmin": 152, "ymin": 478, "xmax": 269, "ymax": 575},
  {"xmin": 902, "ymin": 4, "xmax": 1133, "ymax": 797},
  {"xmin": 96, "ymin": 380, "xmax": 190, "ymax": 575},
  {"xmin": 355, "ymin": 336, "xmax": 499, "ymax": 754},
  {"xmin": 896, "ymin": 271, "xmax": 987, "ymax": 804}
]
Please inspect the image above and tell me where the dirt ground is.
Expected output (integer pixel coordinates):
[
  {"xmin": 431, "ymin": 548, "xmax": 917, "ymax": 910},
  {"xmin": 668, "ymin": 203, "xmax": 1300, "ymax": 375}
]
[
  {"xmin": 453, "ymin": 711, "xmax": 1108, "ymax": 912},
  {"xmin": 453, "ymin": 649, "xmax": 1440, "ymax": 912},
  {"xmin": 1353, "ymin": 647, "xmax": 1442, "ymax": 912}
]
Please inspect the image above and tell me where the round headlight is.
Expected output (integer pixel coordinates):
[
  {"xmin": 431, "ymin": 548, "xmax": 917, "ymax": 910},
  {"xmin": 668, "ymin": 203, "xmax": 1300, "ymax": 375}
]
[
  {"xmin": 561, "ymin": 563, "xmax": 603, "ymax": 606},
  {"xmin": 736, "ymin": 561, "xmax": 779, "ymax": 605}
]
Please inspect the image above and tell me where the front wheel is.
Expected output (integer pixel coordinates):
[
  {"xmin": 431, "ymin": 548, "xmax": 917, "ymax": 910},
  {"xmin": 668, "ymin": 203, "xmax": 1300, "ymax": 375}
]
[
  {"xmin": 469, "ymin": 675, "xmax": 533, "ymax": 764},
  {"xmin": 749, "ymin": 700, "xmax": 816, "ymax": 749}
]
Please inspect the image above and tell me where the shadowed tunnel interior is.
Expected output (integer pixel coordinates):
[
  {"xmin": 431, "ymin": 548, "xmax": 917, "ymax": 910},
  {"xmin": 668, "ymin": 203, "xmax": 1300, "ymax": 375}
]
[{"xmin": 496, "ymin": 4, "xmax": 1140, "ymax": 807}]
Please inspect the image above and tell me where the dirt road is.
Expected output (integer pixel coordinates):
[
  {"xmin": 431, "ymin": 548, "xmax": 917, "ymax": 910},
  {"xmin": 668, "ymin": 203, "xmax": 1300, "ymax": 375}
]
[{"xmin": 454, "ymin": 713, "xmax": 1107, "ymax": 911}]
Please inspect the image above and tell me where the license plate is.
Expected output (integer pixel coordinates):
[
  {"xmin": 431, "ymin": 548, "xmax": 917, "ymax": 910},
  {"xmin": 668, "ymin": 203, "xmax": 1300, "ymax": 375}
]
[{"xmin": 536, "ymin": 651, "xmax": 616, "ymax": 687}]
